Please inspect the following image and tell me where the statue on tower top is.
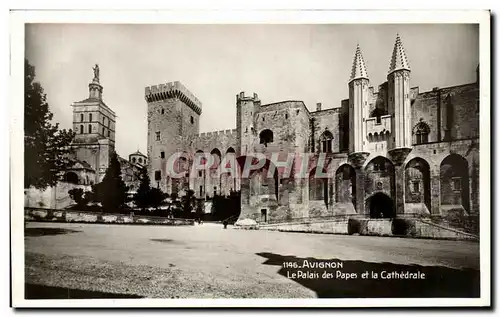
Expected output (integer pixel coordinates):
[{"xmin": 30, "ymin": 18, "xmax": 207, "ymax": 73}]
[{"xmin": 92, "ymin": 64, "xmax": 100, "ymax": 82}]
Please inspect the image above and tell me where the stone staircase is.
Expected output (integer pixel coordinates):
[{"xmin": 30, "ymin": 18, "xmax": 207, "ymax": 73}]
[{"xmin": 255, "ymin": 215, "xmax": 479, "ymax": 241}]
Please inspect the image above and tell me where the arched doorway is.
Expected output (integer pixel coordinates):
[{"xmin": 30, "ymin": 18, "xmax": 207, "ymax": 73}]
[
  {"xmin": 308, "ymin": 167, "xmax": 329, "ymax": 207},
  {"xmin": 194, "ymin": 150, "xmax": 206, "ymax": 198},
  {"xmin": 223, "ymin": 147, "xmax": 237, "ymax": 192},
  {"xmin": 364, "ymin": 156, "xmax": 395, "ymax": 198},
  {"xmin": 210, "ymin": 148, "xmax": 222, "ymax": 196},
  {"xmin": 63, "ymin": 172, "xmax": 79, "ymax": 184},
  {"xmin": 367, "ymin": 192, "xmax": 395, "ymax": 218},
  {"xmin": 440, "ymin": 154, "xmax": 470, "ymax": 212},
  {"xmin": 335, "ymin": 164, "xmax": 356, "ymax": 205},
  {"xmin": 405, "ymin": 157, "xmax": 431, "ymax": 212}
]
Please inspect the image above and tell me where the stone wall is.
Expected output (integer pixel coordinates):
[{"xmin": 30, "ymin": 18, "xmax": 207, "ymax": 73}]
[
  {"xmin": 25, "ymin": 208, "xmax": 195, "ymax": 226},
  {"xmin": 258, "ymin": 216, "xmax": 478, "ymax": 241},
  {"xmin": 254, "ymin": 101, "xmax": 308, "ymax": 154},
  {"xmin": 411, "ymin": 83, "xmax": 479, "ymax": 144},
  {"xmin": 24, "ymin": 182, "xmax": 92, "ymax": 209},
  {"xmin": 144, "ymin": 73, "xmax": 479, "ymax": 223}
]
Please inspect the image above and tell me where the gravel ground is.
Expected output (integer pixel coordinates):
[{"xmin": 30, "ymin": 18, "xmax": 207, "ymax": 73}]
[{"xmin": 24, "ymin": 222, "xmax": 480, "ymax": 298}]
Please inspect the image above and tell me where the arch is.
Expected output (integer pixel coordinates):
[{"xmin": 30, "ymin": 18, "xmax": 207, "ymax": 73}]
[
  {"xmin": 319, "ymin": 130, "xmax": 334, "ymax": 153},
  {"xmin": 132, "ymin": 157, "xmax": 136, "ymax": 163},
  {"xmin": 405, "ymin": 157, "xmax": 431, "ymax": 212},
  {"xmin": 413, "ymin": 120, "xmax": 430, "ymax": 145},
  {"xmin": 88, "ymin": 124, "xmax": 92, "ymax": 134},
  {"xmin": 308, "ymin": 167, "xmax": 329, "ymax": 206},
  {"xmin": 194, "ymin": 150, "xmax": 206, "ymax": 174},
  {"xmin": 335, "ymin": 164, "xmax": 356, "ymax": 205},
  {"xmin": 368, "ymin": 133, "xmax": 373, "ymax": 142},
  {"xmin": 89, "ymin": 113, "xmax": 93, "ymax": 122},
  {"xmin": 63, "ymin": 172, "xmax": 79, "ymax": 184},
  {"xmin": 138, "ymin": 157, "xmax": 143, "ymax": 164},
  {"xmin": 174, "ymin": 151, "xmax": 190, "ymax": 175},
  {"xmin": 365, "ymin": 156, "xmax": 395, "ymax": 202},
  {"xmin": 210, "ymin": 148, "xmax": 222, "ymax": 168},
  {"xmin": 223, "ymin": 147, "xmax": 237, "ymax": 191},
  {"xmin": 366, "ymin": 192, "xmax": 395, "ymax": 218},
  {"xmin": 209, "ymin": 148, "xmax": 223, "ymax": 194},
  {"xmin": 259, "ymin": 129, "xmax": 274, "ymax": 146},
  {"xmin": 440, "ymin": 154, "xmax": 470, "ymax": 212},
  {"xmin": 80, "ymin": 124, "xmax": 84, "ymax": 134},
  {"xmin": 374, "ymin": 132, "xmax": 379, "ymax": 142},
  {"xmin": 80, "ymin": 113, "xmax": 84, "ymax": 122}
]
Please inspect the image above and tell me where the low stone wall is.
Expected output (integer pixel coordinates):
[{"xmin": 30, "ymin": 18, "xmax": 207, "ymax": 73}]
[
  {"xmin": 261, "ymin": 219, "xmax": 349, "ymax": 235},
  {"xmin": 412, "ymin": 219, "xmax": 478, "ymax": 241},
  {"xmin": 25, "ymin": 208, "xmax": 195, "ymax": 226},
  {"xmin": 258, "ymin": 216, "xmax": 479, "ymax": 241}
]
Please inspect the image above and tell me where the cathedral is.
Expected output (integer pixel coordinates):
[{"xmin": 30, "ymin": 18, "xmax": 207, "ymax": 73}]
[
  {"xmin": 147, "ymin": 34, "xmax": 480, "ymax": 223},
  {"xmin": 25, "ymin": 64, "xmax": 146, "ymax": 209}
]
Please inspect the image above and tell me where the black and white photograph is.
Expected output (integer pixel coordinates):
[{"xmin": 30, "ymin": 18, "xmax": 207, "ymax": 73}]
[{"xmin": 10, "ymin": 10, "xmax": 491, "ymax": 308}]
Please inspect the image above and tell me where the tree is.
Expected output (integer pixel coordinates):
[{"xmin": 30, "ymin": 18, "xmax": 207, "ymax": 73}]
[
  {"xmin": 93, "ymin": 152, "xmax": 128, "ymax": 212},
  {"xmin": 25, "ymin": 59, "xmax": 75, "ymax": 190},
  {"xmin": 133, "ymin": 167, "xmax": 151, "ymax": 210},
  {"xmin": 68, "ymin": 188, "xmax": 92, "ymax": 209},
  {"xmin": 170, "ymin": 192, "xmax": 178, "ymax": 202},
  {"xmin": 181, "ymin": 189, "xmax": 197, "ymax": 218},
  {"xmin": 149, "ymin": 187, "xmax": 168, "ymax": 210}
]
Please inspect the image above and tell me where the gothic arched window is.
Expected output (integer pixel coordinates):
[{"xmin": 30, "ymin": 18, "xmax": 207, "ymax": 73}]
[
  {"xmin": 319, "ymin": 130, "xmax": 334, "ymax": 153},
  {"xmin": 413, "ymin": 120, "xmax": 430, "ymax": 145}
]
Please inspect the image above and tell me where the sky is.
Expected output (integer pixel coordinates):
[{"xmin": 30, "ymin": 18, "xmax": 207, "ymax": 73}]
[{"xmin": 25, "ymin": 24, "xmax": 479, "ymax": 158}]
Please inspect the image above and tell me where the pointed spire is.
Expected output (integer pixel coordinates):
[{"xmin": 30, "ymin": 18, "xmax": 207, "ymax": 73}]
[
  {"xmin": 349, "ymin": 44, "xmax": 369, "ymax": 82},
  {"xmin": 388, "ymin": 34, "xmax": 410, "ymax": 74}
]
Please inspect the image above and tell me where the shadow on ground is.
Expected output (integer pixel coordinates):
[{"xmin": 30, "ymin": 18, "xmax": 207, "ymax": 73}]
[
  {"xmin": 256, "ymin": 252, "xmax": 480, "ymax": 298},
  {"xmin": 24, "ymin": 227, "xmax": 81, "ymax": 237},
  {"xmin": 25, "ymin": 283, "xmax": 143, "ymax": 299},
  {"xmin": 150, "ymin": 239, "xmax": 174, "ymax": 243}
]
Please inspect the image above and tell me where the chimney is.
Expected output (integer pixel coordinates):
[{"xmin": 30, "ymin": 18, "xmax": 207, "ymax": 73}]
[{"xmin": 316, "ymin": 103, "xmax": 322, "ymax": 111}]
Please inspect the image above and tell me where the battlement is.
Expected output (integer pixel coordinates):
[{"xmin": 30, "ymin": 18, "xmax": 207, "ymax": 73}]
[
  {"xmin": 145, "ymin": 81, "xmax": 202, "ymax": 115},
  {"xmin": 236, "ymin": 91, "xmax": 260, "ymax": 103},
  {"xmin": 198, "ymin": 128, "xmax": 237, "ymax": 139}
]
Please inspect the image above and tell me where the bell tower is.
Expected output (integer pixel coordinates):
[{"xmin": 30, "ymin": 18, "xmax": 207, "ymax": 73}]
[
  {"xmin": 71, "ymin": 64, "xmax": 116, "ymax": 182},
  {"xmin": 387, "ymin": 34, "xmax": 412, "ymax": 150},
  {"xmin": 348, "ymin": 44, "xmax": 370, "ymax": 154}
]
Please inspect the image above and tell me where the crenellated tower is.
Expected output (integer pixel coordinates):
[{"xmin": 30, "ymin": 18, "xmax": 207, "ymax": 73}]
[
  {"xmin": 145, "ymin": 81, "xmax": 202, "ymax": 192},
  {"xmin": 387, "ymin": 34, "xmax": 412, "ymax": 150},
  {"xmin": 236, "ymin": 92, "xmax": 260, "ymax": 156},
  {"xmin": 348, "ymin": 44, "xmax": 370, "ymax": 154}
]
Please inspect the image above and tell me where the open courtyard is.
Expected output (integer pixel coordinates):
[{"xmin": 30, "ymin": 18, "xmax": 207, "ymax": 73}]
[{"xmin": 24, "ymin": 222, "xmax": 480, "ymax": 299}]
